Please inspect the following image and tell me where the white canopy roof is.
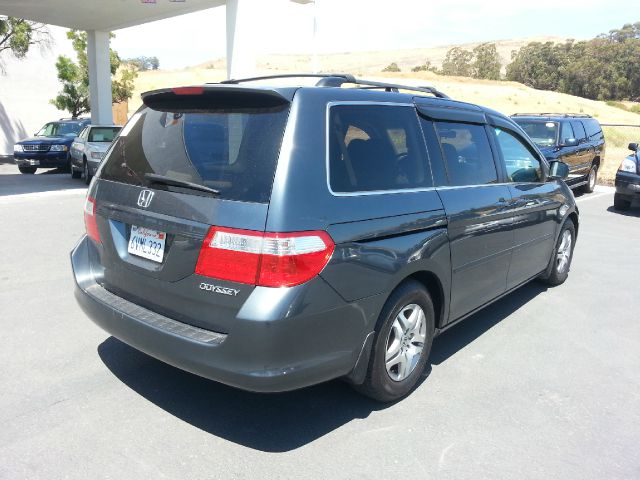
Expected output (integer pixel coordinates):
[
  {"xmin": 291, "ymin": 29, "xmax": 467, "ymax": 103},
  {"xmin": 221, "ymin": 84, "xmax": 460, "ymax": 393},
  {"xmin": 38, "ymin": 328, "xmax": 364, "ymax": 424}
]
[{"xmin": 0, "ymin": 0, "xmax": 226, "ymax": 31}]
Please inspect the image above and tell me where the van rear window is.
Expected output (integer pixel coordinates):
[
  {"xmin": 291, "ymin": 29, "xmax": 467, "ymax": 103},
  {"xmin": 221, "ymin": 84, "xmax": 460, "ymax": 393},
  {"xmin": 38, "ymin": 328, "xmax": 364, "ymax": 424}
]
[{"xmin": 100, "ymin": 105, "xmax": 289, "ymax": 203}]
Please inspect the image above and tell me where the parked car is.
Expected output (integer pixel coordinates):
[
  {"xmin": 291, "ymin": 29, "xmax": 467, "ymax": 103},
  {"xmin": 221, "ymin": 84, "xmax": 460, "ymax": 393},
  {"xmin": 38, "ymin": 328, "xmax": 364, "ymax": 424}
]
[
  {"xmin": 70, "ymin": 124, "xmax": 122, "ymax": 184},
  {"xmin": 71, "ymin": 75, "xmax": 578, "ymax": 402},
  {"xmin": 13, "ymin": 118, "xmax": 90, "ymax": 174},
  {"xmin": 511, "ymin": 113, "xmax": 605, "ymax": 193},
  {"xmin": 614, "ymin": 142, "xmax": 640, "ymax": 211}
]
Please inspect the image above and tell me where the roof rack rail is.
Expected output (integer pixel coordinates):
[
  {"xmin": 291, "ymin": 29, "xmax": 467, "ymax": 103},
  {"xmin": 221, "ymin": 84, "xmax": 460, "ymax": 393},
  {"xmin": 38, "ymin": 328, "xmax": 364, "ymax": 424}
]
[
  {"xmin": 217, "ymin": 73, "xmax": 449, "ymax": 99},
  {"xmin": 512, "ymin": 113, "xmax": 592, "ymax": 118}
]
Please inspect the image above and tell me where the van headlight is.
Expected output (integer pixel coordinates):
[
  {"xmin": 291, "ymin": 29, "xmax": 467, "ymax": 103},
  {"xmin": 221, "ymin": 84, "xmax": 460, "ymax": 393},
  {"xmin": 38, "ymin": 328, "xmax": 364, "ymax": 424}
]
[
  {"xmin": 50, "ymin": 145, "xmax": 68, "ymax": 152},
  {"xmin": 619, "ymin": 158, "xmax": 637, "ymax": 173},
  {"xmin": 90, "ymin": 151, "xmax": 105, "ymax": 160},
  {"xmin": 13, "ymin": 144, "xmax": 23, "ymax": 153}
]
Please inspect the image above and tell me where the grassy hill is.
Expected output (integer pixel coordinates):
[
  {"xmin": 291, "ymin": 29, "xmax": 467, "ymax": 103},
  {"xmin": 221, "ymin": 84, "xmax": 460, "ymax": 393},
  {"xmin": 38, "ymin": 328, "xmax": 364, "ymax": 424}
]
[{"xmin": 130, "ymin": 42, "xmax": 640, "ymax": 184}]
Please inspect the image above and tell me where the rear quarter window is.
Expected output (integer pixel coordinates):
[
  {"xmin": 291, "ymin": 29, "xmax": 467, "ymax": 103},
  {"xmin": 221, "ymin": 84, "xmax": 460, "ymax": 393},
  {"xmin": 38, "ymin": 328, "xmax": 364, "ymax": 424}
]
[
  {"xmin": 100, "ymin": 105, "xmax": 289, "ymax": 203},
  {"xmin": 584, "ymin": 118, "xmax": 604, "ymax": 141},
  {"xmin": 328, "ymin": 104, "xmax": 432, "ymax": 193}
]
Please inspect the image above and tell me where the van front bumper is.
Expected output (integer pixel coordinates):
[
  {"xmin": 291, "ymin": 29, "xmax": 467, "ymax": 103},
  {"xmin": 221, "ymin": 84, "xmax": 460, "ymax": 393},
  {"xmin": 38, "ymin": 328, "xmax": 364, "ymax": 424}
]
[{"xmin": 71, "ymin": 235, "xmax": 376, "ymax": 393}]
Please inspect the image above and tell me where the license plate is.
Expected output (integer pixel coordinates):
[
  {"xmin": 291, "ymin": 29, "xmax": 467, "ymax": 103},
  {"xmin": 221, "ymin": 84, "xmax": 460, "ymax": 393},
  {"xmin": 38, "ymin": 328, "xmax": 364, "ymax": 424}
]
[{"xmin": 127, "ymin": 225, "xmax": 166, "ymax": 263}]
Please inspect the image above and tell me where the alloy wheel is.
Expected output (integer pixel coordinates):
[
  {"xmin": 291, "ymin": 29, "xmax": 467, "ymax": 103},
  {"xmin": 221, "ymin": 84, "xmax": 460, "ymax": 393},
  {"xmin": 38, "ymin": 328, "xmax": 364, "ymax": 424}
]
[
  {"xmin": 385, "ymin": 303, "xmax": 427, "ymax": 382},
  {"xmin": 556, "ymin": 230, "xmax": 572, "ymax": 273}
]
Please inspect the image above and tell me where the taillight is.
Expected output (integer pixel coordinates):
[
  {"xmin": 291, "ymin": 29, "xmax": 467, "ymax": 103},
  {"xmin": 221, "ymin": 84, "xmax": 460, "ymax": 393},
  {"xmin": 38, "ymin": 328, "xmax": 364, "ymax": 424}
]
[
  {"xmin": 195, "ymin": 227, "xmax": 334, "ymax": 287},
  {"xmin": 84, "ymin": 196, "xmax": 101, "ymax": 244}
]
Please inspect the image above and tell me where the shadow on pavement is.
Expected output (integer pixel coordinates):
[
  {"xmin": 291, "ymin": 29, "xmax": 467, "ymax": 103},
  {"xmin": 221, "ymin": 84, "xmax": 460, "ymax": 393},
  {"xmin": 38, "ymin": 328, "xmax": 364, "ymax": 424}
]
[
  {"xmin": 0, "ymin": 164, "xmax": 85, "ymax": 197},
  {"xmin": 606, "ymin": 200, "xmax": 640, "ymax": 217},
  {"xmin": 98, "ymin": 282, "xmax": 546, "ymax": 451},
  {"xmin": 98, "ymin": 337, "xmax": 387, "ymax": 452},
  {"xmin": 430, "ymin": 282, "xmax": 547, "ymax": 365}
]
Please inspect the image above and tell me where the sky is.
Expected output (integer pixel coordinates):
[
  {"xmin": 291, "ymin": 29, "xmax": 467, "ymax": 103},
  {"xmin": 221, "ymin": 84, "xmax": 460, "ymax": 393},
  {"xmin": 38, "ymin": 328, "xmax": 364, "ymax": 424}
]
[{"xmin": 87, "ymin": 0, "xmax": 637, "ymax": 69}]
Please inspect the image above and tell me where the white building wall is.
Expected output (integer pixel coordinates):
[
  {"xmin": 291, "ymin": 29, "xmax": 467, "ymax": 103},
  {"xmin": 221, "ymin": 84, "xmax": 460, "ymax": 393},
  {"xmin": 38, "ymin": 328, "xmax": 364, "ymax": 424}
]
[{"xmin": 0, "ymin": 27, "xmax": 72, "ymax": 156}]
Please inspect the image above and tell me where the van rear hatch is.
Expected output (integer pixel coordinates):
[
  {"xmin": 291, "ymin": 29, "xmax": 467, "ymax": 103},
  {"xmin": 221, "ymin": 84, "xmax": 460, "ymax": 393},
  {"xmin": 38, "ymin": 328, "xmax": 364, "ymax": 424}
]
[{"xmin": 89, "ymin": 86, "xmax": 291, "ymax": 333}]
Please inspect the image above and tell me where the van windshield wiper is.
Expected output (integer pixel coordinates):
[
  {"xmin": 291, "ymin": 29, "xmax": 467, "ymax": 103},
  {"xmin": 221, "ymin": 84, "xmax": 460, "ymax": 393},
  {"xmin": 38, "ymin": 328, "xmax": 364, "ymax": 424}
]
[{"xmin": 144, "ymin": 173, "xmax": 220, "ymax": 196}]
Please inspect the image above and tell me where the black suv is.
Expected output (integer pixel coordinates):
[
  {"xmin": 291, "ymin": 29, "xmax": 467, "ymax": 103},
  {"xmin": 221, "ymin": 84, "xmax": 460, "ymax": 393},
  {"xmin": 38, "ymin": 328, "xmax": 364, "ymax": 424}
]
[
  {"xmin": 511, "ymin": 114, "xmax": 605, "ymax": 193},
  {"xmin": 71, "ymin": 75, "xmax": 578, "ymax": 402},
  {"xmin": 13, "ymin": 118, "xmax": 91, "ymax": 174}
]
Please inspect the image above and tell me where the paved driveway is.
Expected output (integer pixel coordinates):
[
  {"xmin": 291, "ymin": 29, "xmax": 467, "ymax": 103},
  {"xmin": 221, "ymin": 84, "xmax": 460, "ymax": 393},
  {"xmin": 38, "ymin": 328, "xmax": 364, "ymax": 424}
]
[{"xmin": 1, "ymin": 164, "xmax": 639, "ymax": 479}]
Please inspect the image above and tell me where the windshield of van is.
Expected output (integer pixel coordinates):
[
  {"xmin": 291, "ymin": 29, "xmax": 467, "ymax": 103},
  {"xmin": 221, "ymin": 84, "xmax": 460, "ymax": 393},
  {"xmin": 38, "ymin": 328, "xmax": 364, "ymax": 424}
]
[
  {"xmin": 513, "ymin": 120, "xmax": 558, "ymax": 147},
  {"xmin": 100, "ymin": 105, "xmax": 289, "ymax": 203}
]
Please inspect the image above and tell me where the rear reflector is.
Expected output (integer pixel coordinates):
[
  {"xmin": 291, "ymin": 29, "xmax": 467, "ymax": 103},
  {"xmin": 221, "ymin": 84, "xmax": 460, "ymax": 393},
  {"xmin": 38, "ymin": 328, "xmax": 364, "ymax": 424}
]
[
  {"xmin": 195, "ymin": 227, "xmax": 334, "ymax": 287},
  {"xmin": 84, "ymin": 196, "xmax": 101, "ymax": 244}
]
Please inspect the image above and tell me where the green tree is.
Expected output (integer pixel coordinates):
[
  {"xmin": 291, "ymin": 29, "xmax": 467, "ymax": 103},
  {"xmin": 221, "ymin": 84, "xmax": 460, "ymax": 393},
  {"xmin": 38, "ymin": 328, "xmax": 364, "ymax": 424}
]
[
  {"xmin": 507, "ymin": 22, "xmax": 640, "ymax": 101},
  {"xmin": 506, "ymin": 41, "xmax": 569, "ymax": 91},
  {"xmin": 51, "ymin": 30, "xmax": 137, "ymax": 118},
  {"xmin": 471, "ymin": 43, "xmax": 501, "ymax": 80},
  {"xmin": 441, "ymin": 47, "xmax": 473, "ymax": 77},
  {"xmin": 382, "ymin": 62, "xmax": 401, "ymax": 72},
  {"xmin": 125, "ymin": 55, "xmax": 160, "ymax": 71},
  {"xmin": 0, "ymin": 16, "xmax": 51, "ymax": 72}
]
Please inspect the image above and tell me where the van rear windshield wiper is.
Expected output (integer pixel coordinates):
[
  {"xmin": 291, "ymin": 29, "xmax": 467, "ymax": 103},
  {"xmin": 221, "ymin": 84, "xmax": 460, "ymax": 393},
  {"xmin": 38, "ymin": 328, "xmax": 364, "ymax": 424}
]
[{"xmin": 144, "ymin": 173, "xmax": 220, "ymax": 196}]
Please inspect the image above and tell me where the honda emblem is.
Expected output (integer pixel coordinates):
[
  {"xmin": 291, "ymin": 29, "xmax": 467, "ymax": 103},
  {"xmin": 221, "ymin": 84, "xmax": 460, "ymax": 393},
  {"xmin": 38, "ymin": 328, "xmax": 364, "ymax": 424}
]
[{"xmin": 137, "ymin": 189, "xmax": 154, "ymax": 208}]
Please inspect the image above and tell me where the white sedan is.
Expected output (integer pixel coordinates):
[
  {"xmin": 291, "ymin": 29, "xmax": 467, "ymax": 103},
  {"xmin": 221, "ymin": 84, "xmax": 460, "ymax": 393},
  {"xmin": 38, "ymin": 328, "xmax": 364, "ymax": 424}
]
[{"xmin": 70, "ymin": 124, "xmax": 121, "ymax": 183}]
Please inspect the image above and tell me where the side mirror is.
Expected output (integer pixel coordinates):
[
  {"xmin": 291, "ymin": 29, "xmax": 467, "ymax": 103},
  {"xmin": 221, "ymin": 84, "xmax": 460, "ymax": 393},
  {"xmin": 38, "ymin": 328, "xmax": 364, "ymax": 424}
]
[
  {"xmin": 560, "ymin": 138, "xmax": 579, "ymax": 148},
  {"xmin": 548, "ymin": 160, "xmax": 570, "ymax": 180},
  {"xmin": 629, "ymin": 143, "xmax": 638, "ymax": 152}
]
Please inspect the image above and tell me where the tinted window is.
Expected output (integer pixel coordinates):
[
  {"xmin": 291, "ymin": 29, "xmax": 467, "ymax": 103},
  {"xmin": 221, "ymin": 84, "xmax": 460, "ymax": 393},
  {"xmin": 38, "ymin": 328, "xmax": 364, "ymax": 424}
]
[
  {"xmin": 419, "ymin": 118, "xmax": 448, "ymax": 186},
  {"xmin": 101, "ymin": 105, "xmax": 289, "ymax": 203},
  {"xmin": 88, "ymin": 127, "xmax": 121, "ymax": 142},
  {"xmin": 560, "ymin": 122, "xmax": 575, "ymax": 142},
  {"xmin": 494, "ymin": 128, "xmax": 542, "ymax": 183},
  {"xmin": 583, "ymin": 118, "xmax": 603, "ymax": 140},
  {"xmin": 328, "ymin": 105, "xmax": 432, "ymax": 193},
  {"xmin": 434, "ymin": 122, "xmax": 497, "ymax": 186},
  {"xmin": 571, "ymin": 121, "xmax": 587, "ymax": 142}
]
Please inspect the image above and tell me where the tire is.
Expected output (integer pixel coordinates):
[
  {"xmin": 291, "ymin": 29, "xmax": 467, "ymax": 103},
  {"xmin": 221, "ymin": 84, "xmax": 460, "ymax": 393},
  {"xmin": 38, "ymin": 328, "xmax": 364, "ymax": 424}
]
[
  {"xmin": 71, "ymin": 165, "xmax": 82, "ymax": 179},
  {"xmin": 352, "ymin": 280, "xmax": 435, "ymax": 402},
  {"xmin": 583, "ymin": 164, "xmax": 598, "ymax": 193},
  {"xmin": 18, "ymin": 166, "xmax": 37, "ymax": 174},
  {"xmin": 82, "ymin": 159, "xmax": 91, "ymax": 185},
  {"xmin": 538, "ymin": 220, "xmax": 576, "ymax": 286},
  {"xmin": 613, "ymin": 193, "xmax": 631, "ymax": 211}
]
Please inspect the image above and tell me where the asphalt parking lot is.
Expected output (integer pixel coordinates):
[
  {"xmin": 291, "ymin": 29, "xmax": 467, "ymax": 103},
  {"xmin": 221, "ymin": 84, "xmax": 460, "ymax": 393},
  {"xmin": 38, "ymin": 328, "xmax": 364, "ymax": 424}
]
[{"xmin": 1, "ymin": 163, "xmax": 639, "ymax": 480}]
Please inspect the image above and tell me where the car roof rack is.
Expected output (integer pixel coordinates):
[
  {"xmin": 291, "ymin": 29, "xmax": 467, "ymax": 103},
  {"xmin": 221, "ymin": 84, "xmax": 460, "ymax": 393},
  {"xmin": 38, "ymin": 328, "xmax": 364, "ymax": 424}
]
[
  {"xmin": 218, "ymin": 73, "xmax": 450, "ymax": 99},
  {"xmin": 512, "ymin": 113, "xmax": 592, "ymax": 118}
]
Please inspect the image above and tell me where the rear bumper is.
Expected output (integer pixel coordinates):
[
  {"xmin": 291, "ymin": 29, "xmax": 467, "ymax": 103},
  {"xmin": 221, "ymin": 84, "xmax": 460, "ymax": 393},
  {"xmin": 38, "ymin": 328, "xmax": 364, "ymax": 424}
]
[
  {"xmin": 71, "ymin": 235, "xmax": 376, "ymax": 392},
  {"xmin": 615, "ymin": 171, "xmax": 640, "ymax": 198},
  {"xmin": 14, "ymin": 151, "xmax": 70, "ymax": 168}
]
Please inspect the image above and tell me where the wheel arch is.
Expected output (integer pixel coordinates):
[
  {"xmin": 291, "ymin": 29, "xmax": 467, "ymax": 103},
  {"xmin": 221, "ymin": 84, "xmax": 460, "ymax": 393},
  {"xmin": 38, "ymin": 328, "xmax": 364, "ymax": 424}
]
[
  {"xmin": 567, "ymin": 211, "xmax": 579, "ymax": 239},
  {"xmin": 401, "ymin": 270, "xmax": 447, "ymax": 329}
]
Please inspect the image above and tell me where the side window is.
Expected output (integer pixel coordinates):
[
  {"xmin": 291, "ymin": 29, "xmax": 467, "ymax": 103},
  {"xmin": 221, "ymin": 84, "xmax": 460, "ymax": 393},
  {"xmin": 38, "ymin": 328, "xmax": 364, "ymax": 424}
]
[
  {"xmin": 571, "ymin": 121, "xmax": 587, "ymax": 143},
  {"xmin": 560, "ymin": 122, "xmax": 575, "ymax": 143},
  {"xmin": 584, "ymin": 119, "xmax": 603, "ymax": 141},
  {"xmin": 80, "ymin": 127, "xmax": 89, "ymax": 139},
  {"xmin": 434, "ymin": 121, "xmax": 497, "ymax": 186},
  {"xmin": 328, "ymin": 105, "xmax": 432, "ymax": 193},
  {"xmin": 493, "ymin": 128, "xmax": 542, "ymax": 183}
]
